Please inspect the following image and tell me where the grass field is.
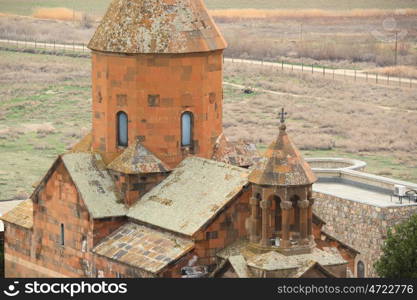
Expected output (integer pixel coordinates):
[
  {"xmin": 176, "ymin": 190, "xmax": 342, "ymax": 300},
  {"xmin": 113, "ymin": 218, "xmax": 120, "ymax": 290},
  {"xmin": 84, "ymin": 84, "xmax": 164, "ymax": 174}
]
[
  {"xmin": 1, "ymin": 0, "xmax": 417, "ymax": 16},
  {"xmin": 1, "ymin": 49, "xmax": 417, "ymax": 200}
]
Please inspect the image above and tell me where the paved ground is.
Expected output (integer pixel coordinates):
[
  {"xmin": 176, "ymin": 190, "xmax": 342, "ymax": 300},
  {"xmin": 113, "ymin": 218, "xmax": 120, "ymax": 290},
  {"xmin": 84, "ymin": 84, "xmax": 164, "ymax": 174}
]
[{"xmin": 313, "ymin": 181, "xmax": 417, "ymax": 207}]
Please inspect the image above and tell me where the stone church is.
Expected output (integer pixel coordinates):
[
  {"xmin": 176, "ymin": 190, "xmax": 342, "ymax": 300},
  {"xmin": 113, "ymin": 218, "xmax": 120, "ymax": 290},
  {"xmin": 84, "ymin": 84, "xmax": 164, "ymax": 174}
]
[{"xmin": 1, "ymin": 0, "xmax": 354, "ymax": 278}]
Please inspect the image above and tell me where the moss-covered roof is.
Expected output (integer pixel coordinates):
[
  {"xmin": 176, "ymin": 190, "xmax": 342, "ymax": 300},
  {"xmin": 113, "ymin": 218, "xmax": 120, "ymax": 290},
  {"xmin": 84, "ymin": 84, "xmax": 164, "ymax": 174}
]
[
  {"xmin": 0, "ymin": 199, "xmax": 33, "ymax": 229},
  {"xmin": 128, "ymin": 157, "xmax": 249, "ymax": 236},
  {"xmin": 93, "ymin": 222, "xmax": 194, "ymax": 274},
  {"xmin": 212, "ymin": 134, "xmax": 260, "ymax": 168},
  {"xmin": 107, "ymin": 140, "xmax": 170, "ymax": 174},
  {"xmin": 61, "ymin": 153, "xmax": 126, "ymax": 219},
  {"xmin": 248, "ymin": 123, "xmax": 317, "ymax": 186},
  {"xmin": 88, "ymin": 0, "xmax": 227, "ymax": 54}
]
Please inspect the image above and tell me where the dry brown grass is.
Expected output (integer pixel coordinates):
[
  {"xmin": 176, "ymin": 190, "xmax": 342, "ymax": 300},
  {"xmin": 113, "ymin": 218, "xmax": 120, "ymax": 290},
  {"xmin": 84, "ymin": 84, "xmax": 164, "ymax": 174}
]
[
  {"xmin": 365, "ymin": 65, "xmax": 417, "ymax": 79},
  {"xmin": 32, "ymin": 7, "xmax": 82, "ymax": 21},
  {"xmin": 223, "ymin": 62, "xmax": 417, "ymax": 157},
  {"xmin": 211, "ymin": 8, "xmax": 417, "ymax": 21}
]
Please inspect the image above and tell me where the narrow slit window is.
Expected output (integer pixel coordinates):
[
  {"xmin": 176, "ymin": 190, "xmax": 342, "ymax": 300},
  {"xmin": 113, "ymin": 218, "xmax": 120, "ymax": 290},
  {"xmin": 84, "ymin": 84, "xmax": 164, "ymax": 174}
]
[
  {"xmin": 181, "ymin": 112, "xmax": 193, "ymax": 147},
  {"xmin": 117, "ymin": 111, "xmax": 128, "ymax": 147},
  {"xmin": 60, "ymin": 223, "xmax": 65, "ymax": 246}
]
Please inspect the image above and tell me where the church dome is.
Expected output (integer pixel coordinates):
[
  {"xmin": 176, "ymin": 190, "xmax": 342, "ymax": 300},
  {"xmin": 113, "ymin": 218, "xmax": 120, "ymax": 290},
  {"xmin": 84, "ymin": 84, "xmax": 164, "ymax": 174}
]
[
  {"xmin": 88, "ymin": 0, "xmax": 227, "ymax": 54},
  {"xmin": 248, "ymin": 123, "xmax": 317, "ymax": 186}
]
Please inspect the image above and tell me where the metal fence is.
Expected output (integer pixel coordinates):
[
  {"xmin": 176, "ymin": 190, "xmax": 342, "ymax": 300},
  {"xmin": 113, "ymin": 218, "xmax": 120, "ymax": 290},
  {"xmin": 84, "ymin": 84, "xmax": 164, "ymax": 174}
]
[
  {"xmin": 1, "ymin": 37, "xmax": 415, "ymax": 89},
  {"xmin": 226, "ymin": 57, "xmax": 416, "ymax": 89}
]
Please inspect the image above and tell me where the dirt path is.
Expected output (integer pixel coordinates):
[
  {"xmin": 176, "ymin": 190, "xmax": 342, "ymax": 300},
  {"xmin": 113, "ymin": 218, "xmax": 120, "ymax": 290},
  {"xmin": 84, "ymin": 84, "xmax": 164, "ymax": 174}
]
[{"xmin": 1, "ymin": 38, "xmax": 416, "ymax": 87}]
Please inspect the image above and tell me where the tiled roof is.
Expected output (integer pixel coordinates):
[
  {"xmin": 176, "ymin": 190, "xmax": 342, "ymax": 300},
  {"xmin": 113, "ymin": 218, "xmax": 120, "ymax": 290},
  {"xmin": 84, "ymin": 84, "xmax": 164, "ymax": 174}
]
[
  {"xmin": 212, "ymin": 134, "xmax": 260, "ymax": 167},
  {"xmin": 128, "ymin": 157, "xmax": 249, "ymax": 236},
  {"xmin": 93, "ymin": 223, "xmax": 194, "ymax": 274},
  {"xmin": 248, "ymin": 123, "xmax": 317, "ymax": 186},
  {"xmin": 88, "ymin": 0, "xmax": 227, "ymax": 54},
  {"xmin": 247, "ymin": 248, "xmax": 346, "ymax": 271},
  {"xmin": 107, "ymin": 140, "xmax": 170, "ymax": 174},
  {"xmin": 69, "ymin": 132, "xmax": 92, "ymax": 153},
  {"xmin": 0, "ymin": 199, "xmax": 33, "ymax": 229},
  {"xmin": 61, "ymin": 153, "xmax": 126, "ymax": 219}
]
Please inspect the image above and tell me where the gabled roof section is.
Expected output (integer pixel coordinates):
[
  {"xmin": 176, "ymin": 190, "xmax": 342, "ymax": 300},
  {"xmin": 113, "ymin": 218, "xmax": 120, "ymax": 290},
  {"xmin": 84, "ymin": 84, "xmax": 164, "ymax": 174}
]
[
  {"xmin": 107, "ymin": 140, "xmax": 170, "ymax": 174},
  {"xmin": 88, "ymin": 0, "xmax": 227, "ymax": 54},
  {"xmin": 0, "ymin": 199, "xmax": 33, "ymax": 230},
  {"xmin": 93, "ymin": 223, "xmax": 194, "ymax": 274},
  {"xmin": 128, "ymin": 157, "xmax": 249, "ymax": 236},
  {"xmin": 248, "ymin": 123, "xmax": 317, "ymax": 186},
  {"xmin": 212, "ymin": 134, "xmax": 260, "ymax": 168},
  {"xmin": 61, "ymin": 153, "xmax": 126, "ymax": 218}
]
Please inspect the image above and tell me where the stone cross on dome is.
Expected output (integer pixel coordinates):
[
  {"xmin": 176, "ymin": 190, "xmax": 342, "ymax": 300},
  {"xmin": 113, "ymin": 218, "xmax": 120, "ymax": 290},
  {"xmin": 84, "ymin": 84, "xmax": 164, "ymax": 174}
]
[{"xmin": 278, "ymin": 107, "xmax": 288, "ymax": 125}]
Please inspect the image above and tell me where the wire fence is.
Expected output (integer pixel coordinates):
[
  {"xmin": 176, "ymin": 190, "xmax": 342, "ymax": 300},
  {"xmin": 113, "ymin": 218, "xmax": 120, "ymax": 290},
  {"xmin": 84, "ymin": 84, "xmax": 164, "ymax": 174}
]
[{"xmin": 0, "ymin": 37, "xmax": 416, "ymax": 89}]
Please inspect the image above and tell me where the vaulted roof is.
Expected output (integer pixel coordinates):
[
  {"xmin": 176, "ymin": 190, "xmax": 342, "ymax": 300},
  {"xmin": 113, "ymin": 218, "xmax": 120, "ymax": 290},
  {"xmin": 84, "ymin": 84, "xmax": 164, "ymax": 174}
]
[
  {"xmin": 128, "ymin": 157, "xmax": 249, "ymax": 236},
  {"xmin": 88, "ymin": 0, "xmax": 227, "ymax": 54},
  {"xmin": 248, "ymin": 123, "xmax": 317, "ymax": 186},
  {"xmin": 107, "ymin": 140, "xmax": 170, "ymax": 174}
]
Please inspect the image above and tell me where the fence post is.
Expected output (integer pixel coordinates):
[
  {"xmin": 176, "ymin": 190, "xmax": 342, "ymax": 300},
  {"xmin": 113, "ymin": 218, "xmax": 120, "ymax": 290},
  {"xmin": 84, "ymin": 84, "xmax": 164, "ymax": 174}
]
[
  {"xmin": 323, "ymin": 67, "xmax": 325, "ymax": 77},
  {"xmin": 410, "ymin": 78, "xmax": 412, "ymax": 88},
  {"xmin": 376, "ymin": 73, "xmax": 378, "ymax": 84},
  {"xmin": 311, "ymin": 65, "xmax": 313, "ymax": 74},
  {"xmin": 387, "ymin": 74, "xmax": 389, "ymax": 85},
  {"xmin": 354, "ymin": 69, "xmax": 356, "ymax": 81},
  {"xmin": 291, "ymin": 64, "xmax": 293, "ymax": 72},
  {"xmin": 301, "ymin": 62, "xmax": 304, "ymax": 72},
  {"xmin": 54, "ymin": 40, "xmax": 56, "ymax": 51},
  {"xmin": 399, "ymin": 76, "xmax": 401, "ymax": 87},
  {"xmin": 35, "ymin": 40, "xmax": 37, "ymax": 49},
  {"xmin": 333, "ymin": 69, "xmax": 335, "ymax": 80},
  {"xmin": 366, "ymin": 72, "xmax": 368, "ymax": 82},
  {"xmin": 73, "ymin": 41, "xmax": 75, "ymax": 52},
  {"xmin": 282, "ymin": 61, "xmax": 284, "ymax": 71}
]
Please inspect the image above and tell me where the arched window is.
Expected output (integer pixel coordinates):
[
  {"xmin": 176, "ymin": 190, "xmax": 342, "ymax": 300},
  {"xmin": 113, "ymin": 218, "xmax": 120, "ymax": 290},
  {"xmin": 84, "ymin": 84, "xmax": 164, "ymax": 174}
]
[
  {"xmin": 60, "ymin": 223, "xmax": 65, "ymax": 246},
  {"xmin": 117, "ymin": 111, "xmax": 128, "ymax": 147},
  {"xmin": 357, "ymin": 261, "xmax": 365, "ymax": 278},
  {"xmin": 181, "ymin": 112, "xmax": 193, "ymax": 147}
]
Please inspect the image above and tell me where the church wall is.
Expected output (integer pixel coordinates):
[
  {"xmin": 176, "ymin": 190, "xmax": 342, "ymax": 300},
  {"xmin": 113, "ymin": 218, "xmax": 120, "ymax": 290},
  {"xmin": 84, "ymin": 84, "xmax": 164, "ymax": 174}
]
[
  {"xmin": 313, "ymin": 191, "xmax": 417, "ymax": 277},
  {"xmin": 3, "ymin": 223, "xmax": 32, "ymax": 277},
  {"xmin": 193, "ymin": 187, "xmax": 251, "ymax": 266},
  {"xmin": 4, "ymin": 162, "xmax": 97, "ymax": 278},
  {"xmin": 91, "ymin": 50, "xmax": 224, "ymax": 168}
]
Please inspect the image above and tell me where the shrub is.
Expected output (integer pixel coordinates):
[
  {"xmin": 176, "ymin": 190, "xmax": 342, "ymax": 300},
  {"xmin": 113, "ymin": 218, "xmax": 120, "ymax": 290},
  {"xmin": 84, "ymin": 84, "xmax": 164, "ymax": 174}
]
[{"xmin": 374, "ymin": 214, "xmax": 417, "ymax": 278}]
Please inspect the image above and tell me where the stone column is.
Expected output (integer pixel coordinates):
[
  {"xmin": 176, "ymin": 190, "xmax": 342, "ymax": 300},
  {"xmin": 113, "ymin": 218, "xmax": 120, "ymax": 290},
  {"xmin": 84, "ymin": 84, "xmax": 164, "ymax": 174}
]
[
  {"xmin": 279, "ymin": 200, "xmax": 292, "ymax": 248},
  {"xmin": 297, "ymin": 199, "xmax": 310, "ymax": 243},
  {"xmin": 307, "ymin": 198, "xmax": 314, "ymax": 238},
  {"xmin": 249, "ymin": 196, "xmax": 259, "ymax": 243},
  {"xmin": 260, "ymin": 199, "xmax": 270, "ymax": 247}
]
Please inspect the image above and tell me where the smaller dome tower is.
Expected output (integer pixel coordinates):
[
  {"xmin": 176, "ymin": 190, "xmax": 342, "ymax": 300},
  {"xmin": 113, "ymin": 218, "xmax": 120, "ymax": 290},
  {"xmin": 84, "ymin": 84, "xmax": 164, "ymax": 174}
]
[{"xmin": 247, "ymin": 109, "xmax": 317, "ymax": 255}]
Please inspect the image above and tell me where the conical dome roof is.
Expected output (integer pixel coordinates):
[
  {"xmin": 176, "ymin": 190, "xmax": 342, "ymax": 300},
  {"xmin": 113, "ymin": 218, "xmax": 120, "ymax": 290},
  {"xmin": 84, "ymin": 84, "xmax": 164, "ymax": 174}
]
[
  {"xmin": 248, "ymin": 123, "xmax": 317, "ymax": 186},
  {"xmin": 107, "ymin": 140, "xmax": 170, "ymax": 174},
  {"xmin": 88, "ymin": 0, "xmax": 227, "ymax": 54}
]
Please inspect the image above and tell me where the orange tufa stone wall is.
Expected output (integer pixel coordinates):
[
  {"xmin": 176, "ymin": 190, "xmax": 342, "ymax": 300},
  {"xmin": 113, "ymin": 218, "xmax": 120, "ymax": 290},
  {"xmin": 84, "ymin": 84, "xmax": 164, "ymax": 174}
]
[
  {"xmin": 91, "ymin": 50, "xmax": 224, "ymax": 168},
  {"xmin": 4, "ymin": 162, "xmax": 126, "ymax": 278},
  {"xmin": 193, "ymin": 186, "xmax": 251, "ymax": 266}
]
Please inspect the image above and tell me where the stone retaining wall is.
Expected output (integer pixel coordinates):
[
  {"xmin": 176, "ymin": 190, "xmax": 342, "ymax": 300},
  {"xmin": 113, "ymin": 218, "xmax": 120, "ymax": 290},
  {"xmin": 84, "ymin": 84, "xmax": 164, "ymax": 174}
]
[{"xmin": 313, "ymin": 192, "xmax": 417, "ymax": 277}]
